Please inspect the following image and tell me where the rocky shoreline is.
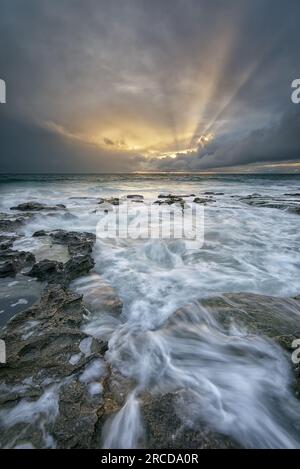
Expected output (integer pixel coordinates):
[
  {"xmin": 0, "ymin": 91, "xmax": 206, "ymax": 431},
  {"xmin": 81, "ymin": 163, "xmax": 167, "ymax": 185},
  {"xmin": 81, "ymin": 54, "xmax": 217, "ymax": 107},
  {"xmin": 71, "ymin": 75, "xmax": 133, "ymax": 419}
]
[{"xmin": 0, "ymin": 198, "xmax": 300, "ymax": 448}]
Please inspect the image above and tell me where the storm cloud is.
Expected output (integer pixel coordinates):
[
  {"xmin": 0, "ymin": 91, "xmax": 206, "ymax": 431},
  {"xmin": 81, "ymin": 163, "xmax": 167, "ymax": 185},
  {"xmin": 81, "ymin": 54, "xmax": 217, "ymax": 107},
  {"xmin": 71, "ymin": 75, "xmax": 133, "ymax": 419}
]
[
  {"xmin": 153, "ymin": 108, "xmax": 300, "ymax": 171},
  {"xmin": 0, "ymin": 0, "xmax": 300, "ymax": 172}
]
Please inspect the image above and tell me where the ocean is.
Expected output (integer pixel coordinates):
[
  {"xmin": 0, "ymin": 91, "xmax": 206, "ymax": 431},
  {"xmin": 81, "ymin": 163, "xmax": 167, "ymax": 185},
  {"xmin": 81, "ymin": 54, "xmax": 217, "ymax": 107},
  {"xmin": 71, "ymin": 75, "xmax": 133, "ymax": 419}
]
[{"xmin": 1, "ymin": 173, "xmax": 300, "ymax": 448}]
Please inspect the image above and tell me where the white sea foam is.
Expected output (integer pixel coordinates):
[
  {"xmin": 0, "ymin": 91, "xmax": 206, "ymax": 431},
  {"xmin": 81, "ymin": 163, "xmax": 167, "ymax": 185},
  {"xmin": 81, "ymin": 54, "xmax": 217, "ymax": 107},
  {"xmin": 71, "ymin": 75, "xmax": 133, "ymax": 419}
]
[
  {"xmin": 88, "ymin": 382, "xmax": 103, "ymax": 396},
  {"xmin": 1, "ymin": 174, "xmax": 300, "ymax": 448},
  {"xmin": 0, "ymin": 385, "xmax": 60, "ymax": 448}
]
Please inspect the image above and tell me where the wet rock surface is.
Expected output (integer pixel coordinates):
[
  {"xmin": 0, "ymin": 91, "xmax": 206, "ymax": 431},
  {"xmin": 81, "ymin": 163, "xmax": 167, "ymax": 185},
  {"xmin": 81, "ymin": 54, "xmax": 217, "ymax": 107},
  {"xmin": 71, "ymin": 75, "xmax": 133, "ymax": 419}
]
[
  {"xmin": 0, "ymin": 235, "xmax": 16, "ymax": 250},
  {"xmin": 203, "ymin": 191, "xmax": 224, "ymax": 196},
  {"xmin": 98, "ymin": 197, "xmax": 120, "ymax": 206},
  {"xmin": 0, "ymin": 284, "xmax": 113, "ymax": 448},
  {"xmin": 72, "ymin": 273, "xmax": 123, "ymax": 318},
  {"xmin": 173, "ymin": 292, "xmax": 300, "ymax": 397},
  {"xmin": 0, "ymin": 249, "xmax": 35, "ymax": 278},
  {"xmin": 10, "ymin": 202, "xmax": 66, "ymax": 212},
  {"xmin": 27, "ymin": 230, "xmax": 96, "ymax": 285},
  {"xmin": 0, "ymin": 213, "xmax": 28, "ymax": 232},
  {"xmin": 238, "ymin": 193, "xmax": 300, "ymax": 214},
  {"xmin": 141, "ymin": 392, "xmax": 238, "ymax": 449},
  {"xmin": 1, "ymin": 192, "xmax": 300, "ymax": 448},
  {"xmin": 154, "ymin": 195, "xmax": 188, "ymax": 209},
  {"xmin": 126, "ymin": 194, "xmax": 144, "ymax": 200},
  {"xmin": 193, "ymin": 197, "xmax": 216, "ymax": 204},
  {"xmin": 0, "ymin": 215, "xmax": 127, "ymax": 448},
  {"xmin": 202, "ymin": 292, "xmax": 300, "ymax": 343},
  {"xmin": 2, "ymin": 284, "xmax": 300, "ymax": 448},
  {"xmin": 0, "ymin": 274, "xmax": 44, "ymax": 327},
  {"xmin": 158, "ymin": 193, "xmax": 195, "ymax": 199}
]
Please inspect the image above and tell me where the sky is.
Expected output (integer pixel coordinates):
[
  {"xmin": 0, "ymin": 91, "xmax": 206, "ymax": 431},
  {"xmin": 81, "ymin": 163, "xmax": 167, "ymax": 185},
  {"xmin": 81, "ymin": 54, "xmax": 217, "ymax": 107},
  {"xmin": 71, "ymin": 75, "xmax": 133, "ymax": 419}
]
[{"xmin": 0, "ymin": 0, "xmax": 300, "ymax": 173}]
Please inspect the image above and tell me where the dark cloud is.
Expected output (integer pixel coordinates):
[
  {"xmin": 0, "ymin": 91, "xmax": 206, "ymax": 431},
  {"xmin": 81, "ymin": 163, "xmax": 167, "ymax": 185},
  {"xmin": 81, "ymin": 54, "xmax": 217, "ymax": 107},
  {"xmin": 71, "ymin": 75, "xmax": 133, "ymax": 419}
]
[
  {"xmin": 0, "ymin": 0, "xmax": 300, "ymax": 172},
  {"xmin": 153, "ymin": 108, "xmax": 300, "ymax": 171},
  {"xmin": 0, "ymin": 112, "xmax": 145, "ymax": 173}
]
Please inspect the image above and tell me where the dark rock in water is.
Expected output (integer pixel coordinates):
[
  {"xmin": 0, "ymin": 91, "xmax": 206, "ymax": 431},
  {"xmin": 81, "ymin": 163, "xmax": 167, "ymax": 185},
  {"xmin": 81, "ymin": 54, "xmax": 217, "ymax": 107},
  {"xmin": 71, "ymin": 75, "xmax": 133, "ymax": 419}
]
[
  {"xmin": 52, "ymin": 379, "xmax": 102, "ymax": 448},
  {"xmin": 284, "ymin": 193, "xmax": 300, "ymax": 197},
  {"xmin": 154, "ymin": 195, "xmax": 188, "ymax": 209},
  {"xmin": 62, "ymin": 212, "xmax": 77, "ymax": 220},
  {"xmin": 204, "ymin": 191, "xmax": 224, "ymax": 196},
  {"xmin": 193, "ymin": 197, "xmax": 215, "ymax": 204},
  {"xmin": 0, "ymin": 284, "xmax": 111, "ymax": 448},
  {"xmin": 201, "ymin": 292, "xmax": 300, "ymax": 346},
  {"xmin": 0, "ymin": 260, "xmax": 17, "ymax": 278},
  {"xmin": 239, "ymin": 194, "xmax": 300, "ymax": 214},
  {"xmin": 158, "ymin": 193, "xmax": 173, "ymax": 199},
  {"xmin": 0, "ymin": 250, "xmax": 35, "ymax": 278},
  {"xmin": 173, "ymin": 293, "xmax": 300, "ymax": 399},
  {"xmin": 0, "ymin": 215, "xmax": 25, "ymax": 232},
  {"xmin": 27, "ymin": 259, "xmax": 65, "ymax": 283},
  {"xmin": 28, "ymin": 230, "xmax": 96, "ymax": 285},
  {"xmin": 141, "ymin": 392, "xmax": 238, "ymax": 449},
  {"xmin": 98, "ymin": 197, "xmax": 120, "ymax": 206},
  {"xmin": 0, "ymin": 274, "xmax": 44, "ymax": 327},
  {"xmin": 10, "ymin": 202, "xmax": 66, "ymax": 212},
  {"xmin": 49, "ymin": 230, "xmax": 96, "ymax": 256},
  {"xmin": 127, "ymin": 194, "xmax": 144, "ymax": 200},
  {"xmin": 71, "ymin": 273, "xmax": 123, "ymax": 317},
  {"xmin": 32, "ymin": 230, "xmax": 47, "ymax": 237},
  {"xmin": 288, "ymin": 207, "xmax": 300, "ymax": 215},
  {"xmin": 193, "ymin": 197, "xmax": 206, "ymax": 204},
  {"xmin": 0, "ymin": 235, "xmax": 14, "ymax": 250},
  {"xmin": 158, "ymin": 193, "xmax": 195, "ymax": 199},
  {"xmin": 65, "ymin": 255, "xmax": 95, "ymax": 282}
]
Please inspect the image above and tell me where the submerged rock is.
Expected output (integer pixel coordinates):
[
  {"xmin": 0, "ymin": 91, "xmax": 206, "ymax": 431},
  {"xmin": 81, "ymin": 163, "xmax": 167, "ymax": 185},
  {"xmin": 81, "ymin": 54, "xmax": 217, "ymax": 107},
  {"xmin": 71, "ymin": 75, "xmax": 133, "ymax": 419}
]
[
  {"xmin": 127, "ymin": 195, "xmax": 144, "ymax": 200},
  {"xmin": 239, "ymin": 194, "xmax": 300, "ymax": 214},
  {"xmin": 49, "ymin": 230, "xmax": 95, "ymax": 256},
  {"xmin": 32, "ymin": 230, "xmax": 47, "ymax": 237},
  {"xmin": 71, "ymin": 273, "xmax": 123, "ymax": 317},
  {"xmin": 65, "ymin": 254, "xmax": 95, "ymax": 282},
  {"xmin": 283, "ymin": 193, "xmax": 300, "ymax": 197},
  {"xmin": 0, "ymin": 249, "xmax": 35, "ymax": 278},
  {"xmin": 0, "ymin": 236, "xmax": 14, "ymax": 251},
  {"xmin": 202, "ymin": 292, "xmax": 300, "ymax": 349},
  {"xmin": 158, "ymin": 193, "xmax": 195, "ymax": 198},
  {"xmin": 204, "ymin": 191, "xmax": 224, "ymax": 196},
  {"xmin": 10, "ymin": 202, "xmax": 66, "ymax": 211},
  {"xmin": 154, "ymin": 196, "xmax": 188, "ymax": 209},
  {"xmin": 98, "ymin": 197, "xmax": 120, "ymax": 206},
  {"xmin": 193, "ymin": 197, "xmax": 215, "ymax": 204},
  {"xmin": 172, "ymin": 292, "xmax": 300, "ymax": 399},
  {"xmin": 0, "ymin": 214, "xmax": 26, "ymax": 232}
]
